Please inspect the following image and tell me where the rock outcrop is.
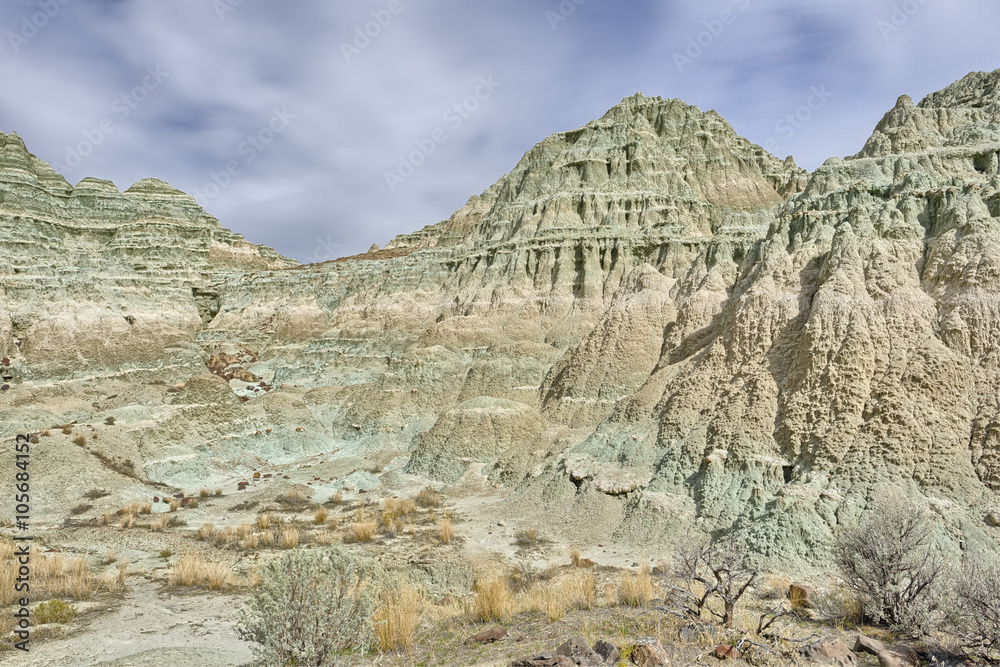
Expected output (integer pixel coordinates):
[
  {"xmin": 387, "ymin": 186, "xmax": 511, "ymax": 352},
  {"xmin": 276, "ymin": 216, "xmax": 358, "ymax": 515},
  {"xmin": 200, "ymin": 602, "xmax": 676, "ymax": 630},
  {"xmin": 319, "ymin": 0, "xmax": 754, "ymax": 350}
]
[{"xmin": 3, "ymin": 71, "xmax": 1000, "ymax": 566}]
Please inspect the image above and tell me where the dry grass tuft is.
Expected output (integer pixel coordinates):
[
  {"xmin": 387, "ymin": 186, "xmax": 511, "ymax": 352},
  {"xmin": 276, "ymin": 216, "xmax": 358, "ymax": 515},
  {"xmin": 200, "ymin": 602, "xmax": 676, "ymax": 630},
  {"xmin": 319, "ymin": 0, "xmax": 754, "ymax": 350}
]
[
  {"xmin": 118, "ymin": 514, "xmax": 134, "ymax": 530},
  {"xmin": 167, "ymin": 498, "xmax": 181, "ymax": 512},
  {"xmin": 197, "ymin": 523, "xmax": 215, "ymax": 541},
  {"xmin": 61, "ymin": 424, "xmax": 73, "ymax": 435},
  {"xmin": 199, "ymin": 488, "xmax": 210, "ymax": 498},
  {"xmin": 375, "ymin": 583, "xmax": 422, "ymax": 653},
  {"xmin": 618, "ymin": 563, "xmax": 654, "ymax": 607},
  {"xmin": 349, "ymin": 520, "xmax": 377, "ymax": 543},
  {"xmin": 170, "ymin": 554, "xmax": 232, "ymax": 590},
  {"xmin": 256, "ymin": 512, "xmax": 278, "ymax": 530},
  {"xmin": 474, "ymin": 574, "xmax": 513, "ymax": 623},
  {"xmin": 570, "ymin": 547, "xmax": 582, "ymax": 568},
  {"xmin": 331, "ymin": 491, "xmax": 344, "ymax": 505},
  {"xmin": 72, "ymin": 434, "xmax": 86, "ymax": 446},
  {"xmin": 438, "ymin": 517, "xmax": 455, "ymax": 545},
  {"xmin": 415, "ymin": 487, "xmax": 442, "ymax": 508},
  {"xmin": 313, "ymin": 508, "xmax": 330, "ymax": 524},
  {"xmin": 149, "ymin": 514, "xmax": 170, "ymax": 532},
  {"xmin": 279, "ymin": 527, "xmax": 300, "ymax": 549}
]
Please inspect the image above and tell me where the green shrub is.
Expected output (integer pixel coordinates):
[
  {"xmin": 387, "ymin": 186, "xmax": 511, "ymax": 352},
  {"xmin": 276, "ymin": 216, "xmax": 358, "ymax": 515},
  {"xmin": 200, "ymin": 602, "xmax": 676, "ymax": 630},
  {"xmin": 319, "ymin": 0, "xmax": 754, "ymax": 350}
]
[
  {"xmin": 34, "ymin": 599, "xmax": 78, "ymax": 624},
  {"xmin": 237, "ymin": 548, "xmax": 377, "ymax": 666}
]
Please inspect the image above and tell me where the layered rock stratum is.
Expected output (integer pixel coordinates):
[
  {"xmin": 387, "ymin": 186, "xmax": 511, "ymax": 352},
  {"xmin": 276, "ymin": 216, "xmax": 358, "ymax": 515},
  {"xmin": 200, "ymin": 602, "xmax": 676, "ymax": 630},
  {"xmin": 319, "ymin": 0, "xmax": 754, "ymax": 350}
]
[{"xmin": 2, "ymin": 70, "xmax": 999, "ymax": 567}]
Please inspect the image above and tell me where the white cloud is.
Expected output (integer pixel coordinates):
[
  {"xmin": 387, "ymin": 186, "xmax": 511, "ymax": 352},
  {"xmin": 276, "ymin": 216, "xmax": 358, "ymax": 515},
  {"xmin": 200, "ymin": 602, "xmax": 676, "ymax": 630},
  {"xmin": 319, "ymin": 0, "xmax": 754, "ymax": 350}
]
[{"xmin": 0, "ymin": 0, "xmax": 996, "ymax": 260}]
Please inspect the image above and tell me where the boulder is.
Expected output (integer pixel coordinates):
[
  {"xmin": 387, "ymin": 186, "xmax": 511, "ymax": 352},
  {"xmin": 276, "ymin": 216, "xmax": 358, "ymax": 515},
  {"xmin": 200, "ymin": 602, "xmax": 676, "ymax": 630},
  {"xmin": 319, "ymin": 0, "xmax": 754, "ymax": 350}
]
[
  {"xmin": 789, "ymin": 583, "xmax": 815, "ymax": 609},
  {"xmin": 876, "ymin": 646, "xmax": 919, "ymax": 667},
  {"xmin": 630, "ymin": 637, "xmax": 671, "ymax": 666},
  {"xmin": 593, "ymin": 639, "xmax": 619, "ymax": 664},
  {"xmin": 715, "ymin": 644, "xmax": 741, "ymax": 660},
  {"xmin": 555, "ymin": 636, "xmax": 604, "ymax": 666},
  {"xmin": 800, "ymin": 636, "xmax": 857, "ymax": 666},
  {"xmin": 854, "ymin": 634, "xmax": 886, "ymax": 656},
  {"xmin": 511, "ymin": 653, "xmax": 575, "ymax": 667}
]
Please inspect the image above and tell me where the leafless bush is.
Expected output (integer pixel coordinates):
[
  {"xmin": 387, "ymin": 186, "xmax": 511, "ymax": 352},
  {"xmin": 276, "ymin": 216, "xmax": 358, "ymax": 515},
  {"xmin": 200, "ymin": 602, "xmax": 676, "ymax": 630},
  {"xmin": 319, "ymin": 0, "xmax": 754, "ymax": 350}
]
[
  {"xmin": 833, "ymin": 494, "xmax": 943, "ymax": 629},
  {"xmin": 666, "ymin": 530, "xmax": 759, "ymax": 627},
  {"xmin": 951, "ymin": 554, "xmax": 1000, "ymax": 659}
]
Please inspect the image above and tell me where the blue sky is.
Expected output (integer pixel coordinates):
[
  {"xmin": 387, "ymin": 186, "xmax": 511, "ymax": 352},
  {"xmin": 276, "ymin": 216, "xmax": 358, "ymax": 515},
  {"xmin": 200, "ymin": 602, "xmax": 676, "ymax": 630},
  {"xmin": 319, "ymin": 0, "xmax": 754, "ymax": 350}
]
[{"xmin": 1, "ymin": 0, "xmax": 997, "ymax": 262}]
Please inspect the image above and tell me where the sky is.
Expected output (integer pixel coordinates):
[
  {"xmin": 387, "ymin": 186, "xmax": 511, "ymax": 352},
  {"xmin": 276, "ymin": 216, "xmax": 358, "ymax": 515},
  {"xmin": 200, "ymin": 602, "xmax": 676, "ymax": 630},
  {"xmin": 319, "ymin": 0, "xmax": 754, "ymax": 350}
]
[{"xmin": 0, "ymin": 1, "xmax": 997, "ymax": 263}]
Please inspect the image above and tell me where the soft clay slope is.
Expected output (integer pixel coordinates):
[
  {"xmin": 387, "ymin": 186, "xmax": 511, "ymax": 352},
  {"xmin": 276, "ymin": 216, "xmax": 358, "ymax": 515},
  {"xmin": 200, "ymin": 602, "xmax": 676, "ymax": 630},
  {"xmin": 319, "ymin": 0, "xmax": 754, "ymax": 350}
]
[{"xmin": 1, "ymin": 71, "xmax": 999, "ymax": 567}]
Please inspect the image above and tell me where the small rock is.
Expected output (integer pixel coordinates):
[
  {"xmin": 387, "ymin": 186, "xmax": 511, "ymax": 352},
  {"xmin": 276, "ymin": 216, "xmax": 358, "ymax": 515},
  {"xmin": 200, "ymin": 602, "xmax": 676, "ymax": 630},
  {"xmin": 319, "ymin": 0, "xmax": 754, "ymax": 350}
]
[
  {"xmin": 715, "ymin": 644, "xmax": 741, "ymax": 660},
  {"xmin": 498, "ymin": 520, "xmax": 507, "ymax": 527},
  {"xmin": 854, "ymin": 634, "xmax": 886, "ymax": 656},
  {"xmin": 987, "ymin": 511, "xmax": 1000, "ymax": 527},
  {"xmin": 578, "ymin": 558, "xmax": 596, "ymax": 568},
  {"xmin": 877, "ymin": 646, "xmax": 919, "ymax": 667},
  {"xmin": 800, "ymin": 636, "xmax": 857, "ymax": 666},
  {"xmin": 630, "ymin": 637, "xmax": 671, "ymax": 666},
  {"xmin": 556, "ymin": 636, "xmax": 603, "ymax": 666},
  {"xmin": 789, "ymin": 583, "xmax": 815, "ymax": 609},
  {"xmin": 469, "ymin": 625, "xmax": 507, "ymax": 643},
  {"xmin": 510, "ymin": 653, "xmax": 574, "ymax": 667},
  {"xmin": 593, "ymin": 639, "xmax": 619, "ymax": 664}
]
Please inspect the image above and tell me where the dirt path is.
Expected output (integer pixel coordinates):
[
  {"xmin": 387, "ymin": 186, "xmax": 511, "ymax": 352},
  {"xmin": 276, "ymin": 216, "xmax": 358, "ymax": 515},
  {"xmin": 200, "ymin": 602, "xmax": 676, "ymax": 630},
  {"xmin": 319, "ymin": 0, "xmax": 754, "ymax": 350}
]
[{"xmin": 0, "ymin": 580, "xmax": 252, "ymax": 667}]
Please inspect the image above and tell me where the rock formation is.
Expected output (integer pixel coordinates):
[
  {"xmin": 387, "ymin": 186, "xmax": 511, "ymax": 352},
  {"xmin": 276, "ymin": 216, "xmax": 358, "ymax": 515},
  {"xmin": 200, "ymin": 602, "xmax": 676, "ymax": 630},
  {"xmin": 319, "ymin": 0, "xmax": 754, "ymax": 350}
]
[{"xmin": 2, "ymin": 71, "xmax": 999, "ymax": 566}]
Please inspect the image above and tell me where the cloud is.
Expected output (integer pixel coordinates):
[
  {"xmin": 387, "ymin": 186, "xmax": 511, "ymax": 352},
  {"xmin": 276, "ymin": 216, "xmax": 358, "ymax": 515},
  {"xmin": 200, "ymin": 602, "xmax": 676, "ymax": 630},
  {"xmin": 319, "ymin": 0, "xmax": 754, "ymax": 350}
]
[{"xmin": 0, "ymin": 0, "xmax": 997, "ymax": 261}]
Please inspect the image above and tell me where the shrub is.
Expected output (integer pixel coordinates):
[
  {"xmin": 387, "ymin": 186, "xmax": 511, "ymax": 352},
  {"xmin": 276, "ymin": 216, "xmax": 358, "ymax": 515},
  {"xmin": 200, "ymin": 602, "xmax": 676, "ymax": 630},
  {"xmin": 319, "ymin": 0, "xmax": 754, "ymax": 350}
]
[
  {"xmin": 374, "ymin": 583, "xmax": 421, "ymax": 653},
  {"xmin": 952, "ymin": 554, "xmax": 1000, "ymax": 658},
  {"xmin": 515, "ymin": 527, "xmax": 540, "ymax": 547},
  {"xmin": 33, "ymin": 600, "xmax": 77, "ymax": 624},
  {"xmin": 61, "ymin": 424, "xmax": 73, "ymax": 435},
  {"xmin": 72, "ymin": 434, "xmax": 86, "ymax": 446},
  {"xmin": 812, "ymin": 583, "xmax": 864, "ymax": 627},
  {"xmin": 237, "ymin": 548, "xmax": 377, "ymax": 666},
  {"xmin": 833, "ymin": 493, "xmax": 943, "ymax": 628},
  {"xmin": 667, "ymin": 530, "xmax": 759, "ymax": 626},
  {"xmin": 84, "ymin": 489, "xmax": 110, "ymax": 500}
]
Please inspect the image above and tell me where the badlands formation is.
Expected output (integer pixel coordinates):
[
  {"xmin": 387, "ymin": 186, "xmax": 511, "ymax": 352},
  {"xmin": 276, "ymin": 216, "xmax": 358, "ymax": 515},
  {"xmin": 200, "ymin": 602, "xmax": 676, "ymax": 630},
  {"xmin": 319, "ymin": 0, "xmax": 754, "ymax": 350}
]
[{"xmin": 2, "ymin": 69, "xmax": 1000, "ymax": 575}]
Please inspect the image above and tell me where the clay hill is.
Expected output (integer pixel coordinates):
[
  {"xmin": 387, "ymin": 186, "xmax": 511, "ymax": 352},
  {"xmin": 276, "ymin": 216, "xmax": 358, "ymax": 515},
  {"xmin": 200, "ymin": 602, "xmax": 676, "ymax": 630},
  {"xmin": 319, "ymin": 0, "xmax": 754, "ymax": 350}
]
[{"xmin": 2, "ymin": 70, "xmax": 1000, "ymax": 568}]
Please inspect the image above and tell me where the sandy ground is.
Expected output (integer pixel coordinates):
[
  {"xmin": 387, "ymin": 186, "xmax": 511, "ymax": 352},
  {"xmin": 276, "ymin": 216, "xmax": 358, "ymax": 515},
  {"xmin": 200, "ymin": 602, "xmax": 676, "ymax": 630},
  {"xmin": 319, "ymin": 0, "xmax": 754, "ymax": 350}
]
[{"xmin": 0, "ymin": 580, "xmax": 251, "ymax": 667}]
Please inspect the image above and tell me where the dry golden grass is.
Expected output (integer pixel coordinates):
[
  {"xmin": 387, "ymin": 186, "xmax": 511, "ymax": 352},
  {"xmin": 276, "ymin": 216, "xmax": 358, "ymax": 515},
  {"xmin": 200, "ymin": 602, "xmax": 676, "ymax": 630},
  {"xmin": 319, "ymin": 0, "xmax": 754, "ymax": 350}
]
[
  {"xmin": 97, "ymin": 512, "xmax": 114, "ymax": 527},
  {"xmin": 150, "ymin": 514, "xmax": 170, "ymax": 532},
  {"xmin": 72, "ymin": 434, "xmax": 86, "ymax": 446},
  {"xmin": 170, "ymin": 554, "xmax": 232, "ymax": 590},
  {"xmin": 91, "ymin": 431, "xmax": 98, "ymax": 440},
  {"xmin": 415, "ymin": 487, "xmax": 442, "ymax": 508},
  {"xmin": 214, "ymin": 488, "xmax": 223, "ymax": 497},
  {"xmin": 277, "ymin": 488, "xmax": 308, "ymax": 506},
  {"xmin": 474, "ymin": 574, "xmax": 513, "ymax": 623},
  {"xmin": 236, "ymin": 523, "xmax": 254, "ymax": 540},
  {"xmin": 256, "ymin": 513, "xmax": 278, "ymax": 530},
  {"xmin": 187, "ymin": 497, "xmax": 199, "ymax": 509},
  {"xmin": 197, "ymin": 523, "xmax": 215, "ymax": 541},
  {"xmin": 118, "ymin": 514, "xmax": 134, "ymax": 530},
  {"xmin": 167, "ymin": 498, "xmax": 181, "ymax": 512},
  {"xmin": 375, "ymin": 583, "xmax": 422, "ymax": 653},
  {"xmin": 258, "ymin": 530, "xmax": 276, "ymax": 547},
  {"xmin": 332, "ymin": 491, "xmax": 344, "ymax": 505},
  {"xmin": 199, "ymin": 488, "xmax": 210, "ymax": 499},
  {"xmin": 104, "ymin": 549, "xmax": 117, "ymax": 564},
  {"xmin": 41, "ymin": 429, "xmax": 51, "ymax": 437},
  {"xmin": 99, "ymin": 561, "xmax": 129, "ymax": 593},
  {"xmin": 313, "ymin": 508, "xmax": 330, "ymax": 524},
  {"xmin": 570, "ymin": 547, "xmax": 582, "ymax": 568},
  {"xmin": 618, "ymin": 563, "xmax": 654, "ymax": 607},
  {"xmin": 239, "ymin": 533, "xmax": 261, "ymax": 550},
  {"xmin": 279, "ymin": 528, "xmax": 300, "ymax": 549},
  {"xmin": 314, "ymin": 530, "xmax": 333, "ymax": 546},
  {"xmin": 438, "ymin": 517, "xmax": 455, "ymax": 545},
  {"xmin": 61, "ymin": 424, "xmax": 73, "ymax": 435},
  {"xmin": 350, "ymin": 520, "xmax": 377, "ymax": 543}
]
